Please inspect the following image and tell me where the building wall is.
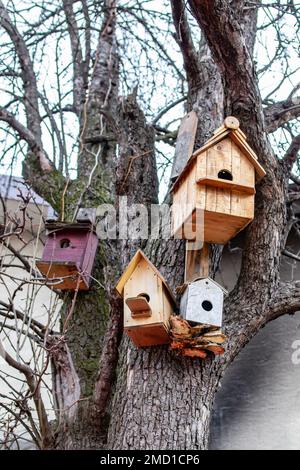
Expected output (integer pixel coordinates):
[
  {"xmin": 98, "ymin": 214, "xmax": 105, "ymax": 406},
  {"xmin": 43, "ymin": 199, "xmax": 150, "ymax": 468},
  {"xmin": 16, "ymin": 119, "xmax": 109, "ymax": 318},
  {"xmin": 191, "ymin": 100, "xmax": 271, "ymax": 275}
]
[
  {"xmin": 0, "ymin": 215, "xmax": 61, "ymax": 448},
  {"xmin": 210, "ymin": 236, "xmax": 300, "ymax": 450}
]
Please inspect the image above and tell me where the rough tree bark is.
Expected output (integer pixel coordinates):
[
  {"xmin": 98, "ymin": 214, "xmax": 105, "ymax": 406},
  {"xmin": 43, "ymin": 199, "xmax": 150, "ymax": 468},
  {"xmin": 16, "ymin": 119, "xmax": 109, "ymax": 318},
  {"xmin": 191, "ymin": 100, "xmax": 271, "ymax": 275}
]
[{"xmin": 0, "ymin": 0, "xmax": 300, "ymax": 450}]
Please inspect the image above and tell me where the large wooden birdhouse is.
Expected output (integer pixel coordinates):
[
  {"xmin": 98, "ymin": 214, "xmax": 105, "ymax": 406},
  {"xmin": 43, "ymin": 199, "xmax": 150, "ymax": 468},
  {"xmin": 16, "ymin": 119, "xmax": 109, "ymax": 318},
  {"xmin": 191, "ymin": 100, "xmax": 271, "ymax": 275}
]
[
  {"xmin": 180, "ymin": 278, "xmax": 227, "ymax": 327},
  {"xmin": 37, "ymin": 221, "xmax": 98, "ymax": 290},
  {"xmin": 172, "ymin": 117, "xmax": 266, "ymax": 244},
  {"xmin": 116, "ymin": 250, "xmax": 176, "ymax": 348}
]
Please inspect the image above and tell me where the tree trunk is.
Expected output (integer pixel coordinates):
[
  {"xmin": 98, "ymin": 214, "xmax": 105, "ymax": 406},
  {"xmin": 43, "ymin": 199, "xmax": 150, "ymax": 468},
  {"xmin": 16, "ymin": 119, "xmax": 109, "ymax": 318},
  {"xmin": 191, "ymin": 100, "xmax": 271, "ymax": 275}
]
[
  {"xmin": 108, "ymin": 344, "xmax": 219, "ymax": 450},
  {"xmin": 1, "ymin": 0, "xmax": 299, "ymax": 452}
]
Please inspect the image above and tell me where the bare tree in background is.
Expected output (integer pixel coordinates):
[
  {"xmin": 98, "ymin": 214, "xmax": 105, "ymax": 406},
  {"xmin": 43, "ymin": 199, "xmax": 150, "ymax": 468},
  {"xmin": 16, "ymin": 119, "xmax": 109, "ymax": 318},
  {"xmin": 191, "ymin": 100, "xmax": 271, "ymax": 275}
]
[{"xmin": 0, "ymin": 0, "xmax": 299, "ymax": 450}]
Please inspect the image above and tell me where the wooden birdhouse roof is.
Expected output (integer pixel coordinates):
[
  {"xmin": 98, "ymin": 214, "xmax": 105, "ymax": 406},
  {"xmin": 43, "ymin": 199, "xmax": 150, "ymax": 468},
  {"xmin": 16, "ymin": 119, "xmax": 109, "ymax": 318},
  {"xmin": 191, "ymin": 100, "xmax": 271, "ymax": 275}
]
[
  {"xmin": 45, "ymin": 221, "xmax": 96, "ymax": 235},
  {"xmin": 172, "ymin": 117, "xmax": 266, "ymax": 192},
  {"xmin": 116, "ymin": 249, "xmax": 176, "ymax": 303}
]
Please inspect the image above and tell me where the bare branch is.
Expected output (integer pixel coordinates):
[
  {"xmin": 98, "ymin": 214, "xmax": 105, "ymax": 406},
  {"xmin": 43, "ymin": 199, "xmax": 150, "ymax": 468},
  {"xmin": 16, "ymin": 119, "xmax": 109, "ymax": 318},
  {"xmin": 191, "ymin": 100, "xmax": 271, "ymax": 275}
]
[
  {"xmin": 265, "ymin": 96, "xmax": 300, "ymax": 133},
  {"xmin": 0, "ymin": 107, "xmax": 52, "ymax": 173},
  {"xmin": 283, "ymin": 134, "xmax": 300, "ymax": 171},
  {"xmin": 0, "ymin": 1, "xmax": 42, "ymax": 142},
  {"xmin": 266, "ymin": 281, "xmax": 300, "ymax": 323},
  {"xmin": 152, "ymin": 95, "xmax": 187, "ymax": 125},
  {"xmin": 62, "ymin": 0, "xmax": 86, "ymax": 115},
  {"xmin": 187, "ymin": 0, "xmax": 271, "ymax": 160},
  {"xmin": 170, "ymin": 0, "xmax": 201, "ymax": 83},
  {"xmin": 0, "ymin": 339, "xmax": 54, "ymax": 448}
]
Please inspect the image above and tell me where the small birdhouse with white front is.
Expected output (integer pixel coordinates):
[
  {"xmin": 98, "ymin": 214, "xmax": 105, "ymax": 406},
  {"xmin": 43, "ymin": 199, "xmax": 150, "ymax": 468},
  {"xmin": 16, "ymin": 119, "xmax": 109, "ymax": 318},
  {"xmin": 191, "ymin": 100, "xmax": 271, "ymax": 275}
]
[
  {"xmin": 180, "ymin": 278, "xmax": 227, "ymax": 327},
  {"xmin": 172, "ymin": 117, "xmax": 266, "ymax": 244},
  {"xmin": 116, "ymin": 250, "xmax": 176, "ymax": 348}
]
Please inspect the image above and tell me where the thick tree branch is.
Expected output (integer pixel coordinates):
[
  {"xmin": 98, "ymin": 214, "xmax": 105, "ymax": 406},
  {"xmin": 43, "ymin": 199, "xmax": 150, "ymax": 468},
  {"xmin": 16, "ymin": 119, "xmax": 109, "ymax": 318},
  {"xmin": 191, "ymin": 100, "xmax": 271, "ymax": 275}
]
[
  {"xmin": 0, "ymin": 1, "xmax": 42, "ymax": 143},
  {"xmin": 264, "ymin": 97, "xmax": 300, "ymax": 133},
  {"xmin": 62, "ymin": 0, "xmax": 86, "ymax": 115},
  {"xmin": 266, "ymin": 281, "xmax": 300, "ymax": 323},
  {"xmin": 152, "ymin": 96, "xmax": 187, "ymax": 125},
  {"xmin": 94, "ymin": 290, "xmax": 123, "ymax": 415},
  {"xmin": 187, "ymin": 0, "xmax": 272, "ymax": 161},
  {"xmin": 283, "ymin": 134, "xmax": 300, "ymax": 172},
  {"xmin": 170, "ymin": 0, "xmax": 201, "ymax": 83},
  {"xmin": 0, "ymin": 107, "xmax": 52, "ymax": 173}
]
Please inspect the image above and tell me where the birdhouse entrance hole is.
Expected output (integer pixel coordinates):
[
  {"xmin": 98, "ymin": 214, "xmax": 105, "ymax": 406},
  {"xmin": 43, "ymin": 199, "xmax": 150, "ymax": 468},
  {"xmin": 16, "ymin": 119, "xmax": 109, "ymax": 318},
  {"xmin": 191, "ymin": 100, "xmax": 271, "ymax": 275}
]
[
  {"xmin": 201, "ymin": 300, "xmax": 213, "ymax": 312},
  {"xmin": 138, "ymin": 293, "xmax": 150, "ymax": 302},
  {"xmin": 60, "ymin": 238, "xmax": 71, "ymax": 249},
  {"xmin": 218, "ymin": 169, "xmax": 233, "ymax": 181}
]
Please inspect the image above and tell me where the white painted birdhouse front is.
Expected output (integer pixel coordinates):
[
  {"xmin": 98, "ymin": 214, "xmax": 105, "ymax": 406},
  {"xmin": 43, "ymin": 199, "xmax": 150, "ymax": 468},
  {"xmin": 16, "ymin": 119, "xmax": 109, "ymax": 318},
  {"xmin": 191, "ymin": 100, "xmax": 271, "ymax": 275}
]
[{"xmin": 180, "ymin": 278, "xmax": 226, "ymax": 327}]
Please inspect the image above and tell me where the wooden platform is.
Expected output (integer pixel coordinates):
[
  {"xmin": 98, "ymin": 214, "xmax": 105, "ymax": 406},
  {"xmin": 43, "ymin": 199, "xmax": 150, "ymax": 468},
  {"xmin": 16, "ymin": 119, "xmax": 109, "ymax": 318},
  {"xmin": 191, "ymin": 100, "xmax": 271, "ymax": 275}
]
[
  {"xmin": 173, "ymin": 209, "xmax": 252, "ymax": 244},
  {"xmin": 125, "ymin": 323, "xmax": 170, "ymax": 348},
  {"xmin": 36, "ymin": 261, "xmax": 89, "ymax": 290}
]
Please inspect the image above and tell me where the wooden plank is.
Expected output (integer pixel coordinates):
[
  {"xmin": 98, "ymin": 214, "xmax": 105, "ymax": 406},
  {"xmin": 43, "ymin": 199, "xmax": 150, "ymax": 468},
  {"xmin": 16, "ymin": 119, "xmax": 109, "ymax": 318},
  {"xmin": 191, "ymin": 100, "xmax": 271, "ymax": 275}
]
[
  {"xmin": 197, "ymin": 177, "xmax": 255, "ymax": 195},
  {"xmin": 126, "ymin": 296, "xmax": 152, "ymax": 317},
  {"xmin": 170, "ymin": 111, "xmax": 198, "ymax": 181},
  {"xmin": 239, "ymin": 151, "xmax": 255, "ymax": 186},
  {"xmin": 203, "ymin": 210, "xmax": 253, "ymax": 244},
  {"xmin": 125, "ymin": 323, "xmax": 170, "ymax": 347},
  {"xmin": 238, "ymin": 150, "xmax": 255, "ymax": 219},
  {"xmin": 205, "ymin": 148, "xmax": 217, "ymax": 212},
  {"xmin": 213, "ymin": 138, "xmax": 232, "ymax": 216},
  {"xmin": 196, "ymin": 152, "xmax": 207, "ymax": 211},
  {"xmin": 173, "ymin": 174, "xmax": 189, "ymax": 238},
  {"xmin": 184, "ymin": 241, "xmax": 210, "ymax": 283},
  {"xmin": 230, "ymin": 131, "xmax": 266, "ymax": 180},
  {"xmin": 184, "ymin": 241, "xmax": 202, "ymax": 283},
  {"xmin": 199, "ymin": 242, "xmax": 210, "ymax": 278},
  {"xmin": 36, "ymin": 261, "xmax": 88, "ymax": 290}
]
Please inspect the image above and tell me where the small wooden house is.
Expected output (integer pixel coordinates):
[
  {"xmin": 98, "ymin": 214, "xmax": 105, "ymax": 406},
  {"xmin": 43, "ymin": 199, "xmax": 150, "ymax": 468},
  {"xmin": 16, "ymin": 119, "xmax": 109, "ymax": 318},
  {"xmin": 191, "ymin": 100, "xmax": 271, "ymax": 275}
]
[
  {"xmin": 180, "ymin": 278, "xmax": 227, "ymax": 327},
  {"xmin": 116, "ymin": 250, "xmax": 176, "ymax": 347},
  {"xmin": 36, "ymin": 222, "xmax": 98, "ymax": 290},
  {"xmin": 172, "ymin": 117, "xmax": 266, "ymax": 244}
]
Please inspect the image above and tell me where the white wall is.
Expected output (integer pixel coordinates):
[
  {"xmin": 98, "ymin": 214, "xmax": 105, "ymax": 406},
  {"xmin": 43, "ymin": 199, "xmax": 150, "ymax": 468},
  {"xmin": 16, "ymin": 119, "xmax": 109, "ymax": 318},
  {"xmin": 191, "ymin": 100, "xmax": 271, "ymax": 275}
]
[
  {"xmin": 211, "ymin": 238, "xmax": 300, "ymax": 450},
  {"xmin": 0, "ymin": 203, "xmax": 61, "ymax": 449}
]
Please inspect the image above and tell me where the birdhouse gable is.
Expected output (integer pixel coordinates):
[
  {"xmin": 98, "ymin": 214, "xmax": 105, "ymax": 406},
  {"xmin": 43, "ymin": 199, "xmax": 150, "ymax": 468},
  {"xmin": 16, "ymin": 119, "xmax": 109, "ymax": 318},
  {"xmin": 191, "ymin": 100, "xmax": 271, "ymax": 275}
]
[
  {"xmin": 116, "ymin": 249, "xmax": 176, "ymax": 304},
  {"xmin": 117, "ymin": 249, "xmax": 176, "ymax": 348},
  {"xmin": 171, "ymin": 117, "xmax": 266, "ymax": 244},
  {"xmin": 172, "ymin": 120, "xmax": 265, "ymax": 194}
]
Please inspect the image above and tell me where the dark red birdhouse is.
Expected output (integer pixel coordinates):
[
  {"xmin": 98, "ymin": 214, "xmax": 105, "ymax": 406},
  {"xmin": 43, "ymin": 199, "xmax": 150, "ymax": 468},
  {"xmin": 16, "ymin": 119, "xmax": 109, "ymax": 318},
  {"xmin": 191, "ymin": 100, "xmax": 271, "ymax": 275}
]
[{"xmin": 37, "ymin": 221, "xmax": 98, "ymax": 290}]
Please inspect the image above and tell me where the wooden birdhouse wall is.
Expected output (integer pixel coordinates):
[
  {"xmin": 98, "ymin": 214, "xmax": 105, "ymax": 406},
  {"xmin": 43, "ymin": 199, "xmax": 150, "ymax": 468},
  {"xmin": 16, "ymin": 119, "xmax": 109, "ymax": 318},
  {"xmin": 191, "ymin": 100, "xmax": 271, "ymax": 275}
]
[
  {"xmin": 123, "ymin": 258, "xmax": 169, "ymax": 329},
  {"xmin": 43, "ymin": 229, "xmax": 88, "ymax": 264},
  {"xmin": 37, "ymin": 227, "xmax": 98, "ymax": 290},
  {"xmin": 173, "ymin": 137, "xmax": 256, "ymax": 244}
]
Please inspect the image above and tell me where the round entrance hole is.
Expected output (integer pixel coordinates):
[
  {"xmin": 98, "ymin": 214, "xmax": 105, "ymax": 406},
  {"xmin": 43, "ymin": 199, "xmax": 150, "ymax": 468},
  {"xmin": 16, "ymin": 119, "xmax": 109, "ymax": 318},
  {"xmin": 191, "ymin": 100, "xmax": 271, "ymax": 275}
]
[
  {"xmin": 60, "ymin": 238, "xmax": 71, "ymax": 249},
  {"xmin": 202, "ymin": 300, "xmax": 213, "ymax": 312},
  {"xmin": 218, "ymin": 169, "xmax": 233, "ymax": 181},
  {"xmin": 139, "ymin": 293, "xmax": 150, "ymax": 302}
]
